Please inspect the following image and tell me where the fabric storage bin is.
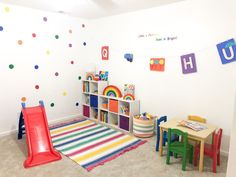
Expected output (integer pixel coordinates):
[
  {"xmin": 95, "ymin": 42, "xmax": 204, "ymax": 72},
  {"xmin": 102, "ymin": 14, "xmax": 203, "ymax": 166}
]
[{"xmin": 133, "ymin": 117, "xmax": 154, "ymax": 138}]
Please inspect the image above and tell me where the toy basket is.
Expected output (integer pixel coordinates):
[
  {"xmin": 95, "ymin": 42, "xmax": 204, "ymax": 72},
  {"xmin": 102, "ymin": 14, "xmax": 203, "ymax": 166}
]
[{"xmin": 133, "ymin": 116, "xmax": 155, "ymax": 138}]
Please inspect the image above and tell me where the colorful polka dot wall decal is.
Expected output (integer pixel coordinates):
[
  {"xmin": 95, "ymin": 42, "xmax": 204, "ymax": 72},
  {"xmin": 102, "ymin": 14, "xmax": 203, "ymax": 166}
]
[
  {"xmin": 83, "ymin": 42, "xmax": 86, "ymax": 46},
  {"xmin": 55, "ymin": 72, "xmax": 59, "ymax": 76},
  {"xmin": 18, "ymin": 40, "xmax": 23, "ymax": 45},
  {"xmin": 82, "ymin": 24, "xmax": 85, "ymax": 28},
  {"xmin": 55, "ymin": 35, "xmax": 59, "ymax": 39},
  {"xmin": 4, "ymin": 7, "xmax": 10, "ymax": 13},
  {"xmin": 46, "ymin": 50, "xmax": 51, "ymax": 55},
  {"xmin": 71, "ymin": 60, "xmax": 74, "ymax": 64},
  {"xmin": 9, "ymin": 64, "xmax": 14, "ymax": 69},
  {"xmin": 69, "ymin": 29, "xmax": 72, "ymax": 33},
  {"xmin": 78, "ymin": 76, "xmax": 81, "ymax": 80},
  {"xmin": 69, "ymin": 43, "xmax": 72, "ymax": 47},
  {"xmin": 63, "ymin": 92, "xmax": 67, "ymax": 96},
  {"xmin": 76, "ymin": 102, "xmax": 79, "ymax": 106},
  {"xmin": 50, "ymin": 103, "xmax": 54, "ymax": 107},
  {"xmin": 35, "ymin": 85, "xmax": 39, "ymax": 89},
  {"xmin": 0, "ymin": 26, "xmax": 3, "ymax": 31},
  {"xmin": 21, "ymin": 97, "xmax": 27, "ymax": 102},
  {"xmin": 32, "ymin": 33, "xmax": 36, "ymax": 38},
  {"xmin": 34, "ymin": 65, "xmax": 39, "ymax": 69},
  {"xmin": 43, "ymin": 17, "xmax": 47, "ymax": 22}
]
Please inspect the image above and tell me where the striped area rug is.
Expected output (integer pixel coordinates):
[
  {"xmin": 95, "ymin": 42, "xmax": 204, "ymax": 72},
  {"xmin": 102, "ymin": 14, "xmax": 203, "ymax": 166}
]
[{"xmin": 50, "ymin": 118, "xmax": 146, "ymax": 171}]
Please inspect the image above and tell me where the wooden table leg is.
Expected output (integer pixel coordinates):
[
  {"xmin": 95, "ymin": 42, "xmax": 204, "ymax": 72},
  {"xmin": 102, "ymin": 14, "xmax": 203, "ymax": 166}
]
[
  {"xmin": 199, "ymin": 139, "xmax": 205, "ymax": 172},
  {"xmin": 159, "ymin": 127, "xmax": 163, "ymax": 156}
]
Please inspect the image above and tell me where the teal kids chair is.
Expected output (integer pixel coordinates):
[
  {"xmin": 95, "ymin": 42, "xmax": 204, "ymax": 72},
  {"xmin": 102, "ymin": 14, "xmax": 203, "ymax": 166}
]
[{"xmin": 166, "ymin": 128, "xmax": 193, "ymax": 171}]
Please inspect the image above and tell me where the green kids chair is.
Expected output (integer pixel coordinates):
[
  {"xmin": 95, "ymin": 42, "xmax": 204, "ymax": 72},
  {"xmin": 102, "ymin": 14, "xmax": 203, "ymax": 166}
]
[{"xmin": 166, "ymin": 128, "xmax": 193, "ymax": 171}]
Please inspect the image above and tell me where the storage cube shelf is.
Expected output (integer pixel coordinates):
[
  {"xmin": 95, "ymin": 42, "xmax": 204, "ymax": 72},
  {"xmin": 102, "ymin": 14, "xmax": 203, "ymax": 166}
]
[{"xmin": 82, "ymin": 80, "xmax": 140, "ymax": 132}]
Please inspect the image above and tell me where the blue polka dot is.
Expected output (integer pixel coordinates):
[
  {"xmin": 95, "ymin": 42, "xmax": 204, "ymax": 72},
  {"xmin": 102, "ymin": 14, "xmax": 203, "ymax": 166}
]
[
  {"xmin": 34, "ymin": 65, "xmax": 39, "ymax": 69},
  {"xmin": 83, "ymin": 42, "xmax": 86, "ymax": 46},
  {"xmin": 0, "ymin": 26, "xmax": 3, "ymax": 31}
]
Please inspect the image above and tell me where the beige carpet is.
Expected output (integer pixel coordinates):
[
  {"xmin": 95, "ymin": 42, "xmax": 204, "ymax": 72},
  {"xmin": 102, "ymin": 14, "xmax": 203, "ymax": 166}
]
[{"xmin": 0, "ymin": 131, "xmax": 228, "ymax": 177}]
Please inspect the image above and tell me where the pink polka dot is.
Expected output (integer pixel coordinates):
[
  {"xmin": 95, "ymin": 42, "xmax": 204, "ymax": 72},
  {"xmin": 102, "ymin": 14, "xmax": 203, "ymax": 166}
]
[{"xmin": 32, "ymin": 33, "xmax": 36, "ymax": 38}]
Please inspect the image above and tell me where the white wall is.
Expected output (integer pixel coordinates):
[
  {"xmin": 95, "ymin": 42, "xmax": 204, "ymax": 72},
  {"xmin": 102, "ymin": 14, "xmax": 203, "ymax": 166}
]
[
  {"xmin": 0, "ymin": 3, "xmax": 93, "ymax": 135},
  {"xmin": 90, "ymin": 0, "xmax": 236, "ymax": 153},
  {"xmin": 226, "ymin": 91, "xmax": 236, "ymax": 177}
]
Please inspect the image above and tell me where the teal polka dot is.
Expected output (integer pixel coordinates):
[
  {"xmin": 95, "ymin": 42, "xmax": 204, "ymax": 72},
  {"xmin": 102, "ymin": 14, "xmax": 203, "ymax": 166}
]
[
  {"xmin": 9, "ymin": 64, "xmax": 14, "ymax": 69},
  {"xmin": 55, "ymin": 35, "xmax": 59, "ymax": 39},
  {"xmin": 50, "ymin": 103, "xmax": 55, "ymax": 107},
  {"xmin": 78, "ymin": 76, "xmax": 81, "ymax": 80},
  {"xmin": 154, "ymin": 60, "xmax": 159, "ymax": 64}
]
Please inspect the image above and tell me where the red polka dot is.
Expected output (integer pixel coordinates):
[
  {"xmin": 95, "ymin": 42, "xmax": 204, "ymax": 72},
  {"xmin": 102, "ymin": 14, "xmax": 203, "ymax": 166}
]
[
  {"xmin": 71, "ymin": 60, "xmax": 74, "ymax": 64},
  {"xmin": 32, "ymin": 33, "xmax": 36, "ymax": 38},
  {"xmin": 35, "ymin": 85, "xmax": 39, "ymax": 89}
]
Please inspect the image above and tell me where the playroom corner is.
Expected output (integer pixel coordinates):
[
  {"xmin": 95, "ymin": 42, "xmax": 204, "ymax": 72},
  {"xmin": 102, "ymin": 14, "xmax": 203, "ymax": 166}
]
[{"xmin": 0, "ymin": 0, "xmax": 236, "ymax": 177}]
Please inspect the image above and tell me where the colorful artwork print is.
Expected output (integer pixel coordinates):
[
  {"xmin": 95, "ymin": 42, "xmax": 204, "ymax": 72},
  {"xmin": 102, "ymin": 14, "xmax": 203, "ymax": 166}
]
[
  {"xmin": 99, "ymin": 71, "xmax": 108, "ymax": 81},
  {"xmin": 103, "ymin": 85, "xmax": 122, "ymax": 98},
  {"xmin": 124, "ymin": 84, "xmax": 135, "ymax": 99},
  {"xmin": 150, "ymin": 58, "xmax": 165, "ymax": 71},
  {"xmin": 217, "ymin": 38, "xmax": 236, "ymax": 64},
  {"xmin": 86, "ymin": 72, "xmax": 95, "ymax": 80},
  {"xmin": 180, "ymin": 53, "xmax": 197, "ymax": 74},
  {"xmin": 102, "ymin": 46, "xmax": 109, "ymax": 60},
  {"xmin": 123, "ymin": 94, "xmax": 135, "ymax": 100}
]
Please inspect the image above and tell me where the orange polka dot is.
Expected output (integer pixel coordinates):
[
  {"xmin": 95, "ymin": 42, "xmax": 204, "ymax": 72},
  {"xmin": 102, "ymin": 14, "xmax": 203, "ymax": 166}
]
[
  {"xmin": 18, "ymin": 40, "xmax": 23, "ymax": 45},
  {"xmin": 21, "ymin": 97, "xmax": 26, "ymax": 102}
]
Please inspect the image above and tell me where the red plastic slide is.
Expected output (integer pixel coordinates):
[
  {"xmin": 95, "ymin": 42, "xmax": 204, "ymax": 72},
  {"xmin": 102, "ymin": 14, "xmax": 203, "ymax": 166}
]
[{"xmin": 22, "ymin": 101, "xmax": 61, "ymax": 168}]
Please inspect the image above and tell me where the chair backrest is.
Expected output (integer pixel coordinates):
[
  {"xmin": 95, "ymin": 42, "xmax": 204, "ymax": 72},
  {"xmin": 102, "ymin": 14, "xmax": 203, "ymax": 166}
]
[
  {"xmin": 188, "ymin": 115, "xmax": 206, "ymax": 123},
  {"xmin": 156, "ymin": 116, "xmax": 167, "ymax": 139},
  {"xmin": 167, "ymin": 128, "xmax": 188, "ymax": 148},
  {"xmin": 213, "ymin": 128, "xmax": 223, "ymax": 152}
]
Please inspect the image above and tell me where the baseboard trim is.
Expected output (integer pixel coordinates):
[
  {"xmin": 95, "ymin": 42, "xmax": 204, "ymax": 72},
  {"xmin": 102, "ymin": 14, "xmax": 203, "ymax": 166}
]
[{"xmin": 0, "ymin": 113, "xmax": 82, "ymax": 137}]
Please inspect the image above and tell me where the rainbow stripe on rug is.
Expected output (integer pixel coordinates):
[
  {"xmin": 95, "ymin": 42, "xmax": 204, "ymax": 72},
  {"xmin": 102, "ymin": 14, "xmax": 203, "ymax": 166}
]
[{"xmin": 50, "ymin": 118, "xmax": 146, "ymax": 171}]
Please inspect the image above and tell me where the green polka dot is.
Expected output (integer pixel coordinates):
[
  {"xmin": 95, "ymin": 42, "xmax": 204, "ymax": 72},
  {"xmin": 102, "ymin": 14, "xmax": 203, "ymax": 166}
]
[
  {"xmin": 55, "ymin": 35, "xmax": 59, "ymax": 39},
  {"xmin": 78, "ymin": 76, "xmax": 81, "ymax": 80},
  {"xmin": 50, "ymin": 103, "xmax": 55, "ymax": 107},
  {"xmin": 9, "ymin": 64, "xmax": 14, "ymax": 69}
]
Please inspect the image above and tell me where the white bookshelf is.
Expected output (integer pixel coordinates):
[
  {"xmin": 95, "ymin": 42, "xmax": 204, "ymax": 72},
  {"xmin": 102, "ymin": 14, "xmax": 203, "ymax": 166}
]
[{"xmin": 82, "ymin": 80, "xmax": 140, "ymax": 132}]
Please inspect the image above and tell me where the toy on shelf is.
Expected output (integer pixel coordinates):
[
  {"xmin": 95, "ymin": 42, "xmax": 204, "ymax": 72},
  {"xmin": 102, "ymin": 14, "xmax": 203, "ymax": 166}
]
[
  {"xmin": 123, "ymin": 93, "xmax": 135, "ymax": 100},
  {"xmin": 86, "ymin": 72, "xmax": 95, "ymax": 80},
  {"xmin": 123, "ymin": 84, "xmax": 135, "ymax": 100},
  {"xmin": 103, "ymin": 85, "xmax": 122, "ymax": 98},
  {"xmin": 94, "ymin": 74, "xmax": 100, "ymax": 81},
  {"xmin": 120, "ymin": 105, "xmax": 130, "ymax": 116},
  {"xmin": 99, "ymin": 71, "xmax": 108, "ymax": 81},
  {"xmin": 102, "ymin": 100, "xmax": 108, "ymax": 109}
]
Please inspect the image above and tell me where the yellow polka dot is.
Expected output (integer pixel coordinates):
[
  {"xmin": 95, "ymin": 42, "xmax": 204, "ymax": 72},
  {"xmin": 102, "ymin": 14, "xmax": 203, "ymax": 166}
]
[
  {"xmin": 46, "ymin": 50, "xmax": 51, "ymax": 55},
  {"xmin": 63, "ymin": 92, "xmax": 67, "ymax": 96},
  {"xmin": 4, "ymin": 7, "xmax": 10, "ymax": 13},
  {"xmin": 159, "ymin": 59, "xmax": 164, "ymax": 65}
]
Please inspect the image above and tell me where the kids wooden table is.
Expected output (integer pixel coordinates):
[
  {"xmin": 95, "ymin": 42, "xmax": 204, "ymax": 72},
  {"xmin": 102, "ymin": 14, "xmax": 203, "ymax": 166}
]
[{"xmin": 158, "ymin": 119, "xmax": 217, "ymax": 172}]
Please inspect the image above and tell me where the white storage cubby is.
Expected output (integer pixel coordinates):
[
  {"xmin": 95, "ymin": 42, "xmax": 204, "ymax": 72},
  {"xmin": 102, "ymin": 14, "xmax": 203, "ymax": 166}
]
[{"xmin": 82, "ymin": 80, "xmax": 140, "ymax": 132}]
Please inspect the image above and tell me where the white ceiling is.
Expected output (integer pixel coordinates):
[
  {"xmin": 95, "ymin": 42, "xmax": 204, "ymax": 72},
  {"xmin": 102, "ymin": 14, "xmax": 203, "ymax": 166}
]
[{"xmin": 1, "ymin": 0, "xmax": 184, "ymax": 19}]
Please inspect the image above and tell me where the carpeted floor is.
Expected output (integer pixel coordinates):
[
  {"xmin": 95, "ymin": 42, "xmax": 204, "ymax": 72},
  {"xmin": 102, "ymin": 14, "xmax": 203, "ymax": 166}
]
[{"xmin": 0, "ymin": 122, "xmax": 228, "ymax": 177}]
